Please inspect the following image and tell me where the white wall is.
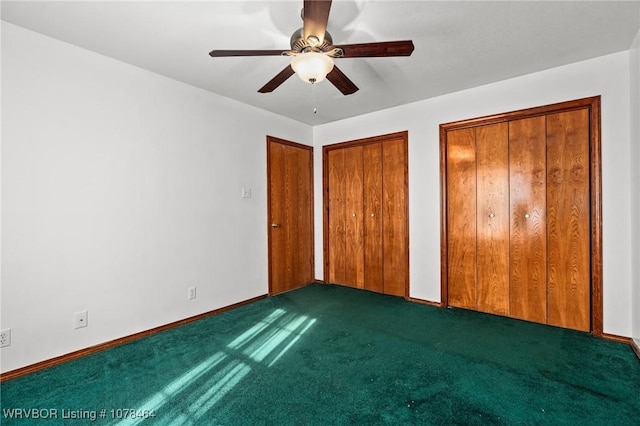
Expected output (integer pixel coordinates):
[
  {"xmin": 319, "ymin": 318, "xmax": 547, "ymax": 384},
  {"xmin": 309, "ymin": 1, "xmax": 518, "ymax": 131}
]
[
  {"xmin": 313, "ymin": 51, "xmax": 633, "ymax": 338},
  {"xmin": 0, "ymin": 23, "xmax": 312, "ymax": 373},
  {"xmin": 630, "ymin": 28, "xmax": 640, "ymax": 347}
]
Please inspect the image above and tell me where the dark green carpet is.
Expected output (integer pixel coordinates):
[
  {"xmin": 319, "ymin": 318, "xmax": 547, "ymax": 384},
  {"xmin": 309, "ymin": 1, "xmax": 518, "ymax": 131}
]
[{"xmin": 2, "ymin": 284, "xmax": 639, "ymax": 425}]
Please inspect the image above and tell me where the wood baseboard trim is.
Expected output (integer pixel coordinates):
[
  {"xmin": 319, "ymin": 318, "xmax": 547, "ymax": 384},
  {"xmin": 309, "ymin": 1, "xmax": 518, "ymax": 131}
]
[
  {"xmin": 0, "ymin": 294, "xmax": 268, "ymax": 383},
  {"xmin": 407, "ymin": 296, "xmax": 442, "ymax": 307},
  {"xmin": 600, "ymin": 332, "xmax": 632, "ymax": 345},
  {"xmin": 631, "ymin": 339, "xmax": 640, "ymax": 361}
]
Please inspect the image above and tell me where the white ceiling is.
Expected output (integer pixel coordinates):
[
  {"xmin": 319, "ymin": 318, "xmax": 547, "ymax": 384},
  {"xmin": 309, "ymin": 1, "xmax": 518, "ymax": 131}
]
[{"xmin": 2, "ymin": 1, "xmax": 640, "ymax": 125}]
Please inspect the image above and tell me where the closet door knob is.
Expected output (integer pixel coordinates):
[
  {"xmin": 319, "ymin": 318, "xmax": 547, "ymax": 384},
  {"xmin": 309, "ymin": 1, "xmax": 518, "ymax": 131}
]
[
  {"xmin": 489, "ymin": 213, "xmax": 495, "ymax": 218},
  {"xmin": 352, "ymin": 213, "xmax": 356, "ymax": 217},
  {"xmin": 371, "ymin": 213, "xmax": 375, "ymax": 217},
  {"xmin": 524, "ymin": 213, "xmax": 530, "ymax": 219},
  {"xmin": 271, "ymin": 223, "xmax": 281, "ymax": 228}
]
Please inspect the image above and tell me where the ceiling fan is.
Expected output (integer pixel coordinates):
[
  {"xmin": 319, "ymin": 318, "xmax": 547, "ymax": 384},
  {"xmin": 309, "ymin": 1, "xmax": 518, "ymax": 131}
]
[{"xmin": 209, "ymin": 0, "xmax": 414, "ymax": 95}]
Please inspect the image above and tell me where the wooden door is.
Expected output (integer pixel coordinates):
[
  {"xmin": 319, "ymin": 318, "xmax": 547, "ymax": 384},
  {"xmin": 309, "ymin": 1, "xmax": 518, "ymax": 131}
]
[
  {"xmin": 267, "ymin": 136, "xmax": 314, "ymax": 295},
  {"xmin": 382, "ymin": 137, "xmax": 409, "ymax": 297},
  {"xmin": 327, "ymin": 148, "xmax": 347, "ymax": 286},
  {"xmin": 446, "ymin": 128, "xmax": 477, "ymax": 309},
  {"xmin": 441, "ymin": 96, "xmax": 602, "ymax": 335},
  {"xmin": 509, "ymin": 116, "xmax": 547, "ymax": 323},
  {"xmin": 327, "ymin": 146, "xmax": 365, "ymax": 288},
  {"xmin": 476, "ymin": 123, "xmax": 510, "ymax": 315},
  {"xmin": 447, "ymin": 123, "xmax": 510, "ymax": 313},
  {"xmin": 363, "ymin": 143, "xmax": 383, "ymax": 293},
  {"xmin": 546, "ymin": 109, "xmax": 591, "ymax": 331},
  {"xmin": 324, "ymin": 132, "xmax": 409, "ymax": 297}
]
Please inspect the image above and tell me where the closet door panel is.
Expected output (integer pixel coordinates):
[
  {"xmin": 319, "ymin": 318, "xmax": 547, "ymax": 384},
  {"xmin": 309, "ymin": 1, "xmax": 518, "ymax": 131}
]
[
  {"xmin": 363, "ymin": 143, "xmax": 383, "ymax": 293},
  {"xmin": 546, "ymin": 109, "xmax": 590, "ymax": 331},
  {"xmin": 382, "ymin": 138, "xmax": 408, "ymax": 297},
  {"xmin": 509, "ymin": 116, "xmax": 548, "ymax": 324},
  {"xmin": 476, "ymin": 123, "xmax": 510, "ymax": 315},
  {"xmin": 327, "ymin": 149, "xmax": 347, "ymax": 285},
  {"xmin": 345, "ymin": 146, "xmax": 365, "ymax": 288},
  {"xmin": 446, "ymin": 128, "xmax": 477, "ymax": 309}
]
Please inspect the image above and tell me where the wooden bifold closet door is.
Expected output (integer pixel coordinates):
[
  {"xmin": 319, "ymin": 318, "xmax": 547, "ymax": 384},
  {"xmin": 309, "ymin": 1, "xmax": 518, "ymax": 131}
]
[
  {"xmin": 441, "ymin": 97, "xmax": 601, "ymax": 333},
  {"xmin": 324, "ymin": 132, "xmax": 409, "ymax": 297}
]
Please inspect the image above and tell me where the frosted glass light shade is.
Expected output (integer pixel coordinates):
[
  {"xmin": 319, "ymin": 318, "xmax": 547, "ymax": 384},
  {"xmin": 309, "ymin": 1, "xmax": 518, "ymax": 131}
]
[{"xmin": 291, "ymin": 52, "xmax": 334, "ymax": 83}]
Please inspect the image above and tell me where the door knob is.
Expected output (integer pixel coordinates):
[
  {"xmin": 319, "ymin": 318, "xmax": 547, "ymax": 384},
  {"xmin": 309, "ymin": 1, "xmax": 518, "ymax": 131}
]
[
  {"xmin": 271, "ymin": 223, "xmax": 280, "ymax": 228},
  {"xmin": 524, "ymin": 213, "xmax": 530, "ymax": 219},
  {"xmin": 489, "ymin": 213, "xmax": 495, "ymax": 218}
]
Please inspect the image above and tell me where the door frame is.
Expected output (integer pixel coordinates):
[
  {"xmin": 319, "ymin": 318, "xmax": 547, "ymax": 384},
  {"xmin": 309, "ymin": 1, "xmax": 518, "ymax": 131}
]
[
  {"xmin": 266, "ymin": 136, "xmax": 314, "ymax": 295},
  {"xmin": 322, "ymin": 131, "xmax": 410, "ymax": 298},
  {"xmin": 439, "ymin": 96, "xmax": 603, "ymax": 336}
]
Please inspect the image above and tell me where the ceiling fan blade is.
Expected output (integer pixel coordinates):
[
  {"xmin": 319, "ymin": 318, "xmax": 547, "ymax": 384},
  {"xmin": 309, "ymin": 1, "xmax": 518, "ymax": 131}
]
[
  {"xmin": 209, "ymin": 49, "xmax": 286, "ymax": 57},
  {"xmin": 326, "ymin": 65, "xmax": 359, "ymax": 95},
  {"xmin": 258, "ymin": 65, "xmax": 296, "ymax": 93},
  {"xmin": 303, "ymin": 0, "xmax": 332, "ymax": 44},
  {"xmin": 334, "ymin": 40, "xmax": 415, "ymax": 58}
]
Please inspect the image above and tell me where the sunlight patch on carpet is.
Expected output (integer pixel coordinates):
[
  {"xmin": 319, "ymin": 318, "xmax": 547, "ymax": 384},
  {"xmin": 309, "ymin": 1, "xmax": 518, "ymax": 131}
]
[
  {"xmin": 187, "ymin": 361, "xmax": 252, "ymax": 420},
  {"xmin": 117, "ymin": 351, "xmax": 227, "ymax": 426},
  {"xmin": 243, "ymin": 314, "xmax": 315, "ymax": 363},
  {"xmin": 268, "ymin": 317, "xmax": 316, "ymax": 367},
  {"xmin": 226, "ymin": 308, "xmax": 316, "ymax": 366},
  {"xmin": 123, "ymin": 309, "xmax": 316, "ymax": 424},
  {"xmin": 227, "ymin": 308, "xmax": 288, "ymax": 350}
]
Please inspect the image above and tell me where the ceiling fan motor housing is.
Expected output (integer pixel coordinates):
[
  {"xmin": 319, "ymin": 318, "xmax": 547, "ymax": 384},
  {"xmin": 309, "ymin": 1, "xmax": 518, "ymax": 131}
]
[{"xmin": 290, "ymin": 27, "xmax": 333, "ymax": 53}]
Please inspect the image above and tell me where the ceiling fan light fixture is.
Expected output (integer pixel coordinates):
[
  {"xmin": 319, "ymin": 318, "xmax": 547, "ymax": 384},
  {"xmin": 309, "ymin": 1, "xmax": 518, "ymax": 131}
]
[{"xmin": 291, "ymin": 51, "xmax": 334, "ymax": 84}]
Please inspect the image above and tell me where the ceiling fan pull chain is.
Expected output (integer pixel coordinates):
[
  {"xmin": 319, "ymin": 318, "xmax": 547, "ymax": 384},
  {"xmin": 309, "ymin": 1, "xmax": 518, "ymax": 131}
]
[{"xmin": 311, "ymin": 79, "xmax": 317, "ymax": 114}]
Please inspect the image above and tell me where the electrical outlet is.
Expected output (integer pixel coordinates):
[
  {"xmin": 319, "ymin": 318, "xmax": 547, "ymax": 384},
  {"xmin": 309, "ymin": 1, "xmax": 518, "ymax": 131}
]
[
  {"xmin": 188, "ymin": 286, "xmax": 197, "ymax": 300},
  {"xmin": 74, "ymin": 310, "xmax": 88, "ymax": 329},
  {"xmin": 0, "ymin": 329, "xmax": 11, "ymax": 348}
]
